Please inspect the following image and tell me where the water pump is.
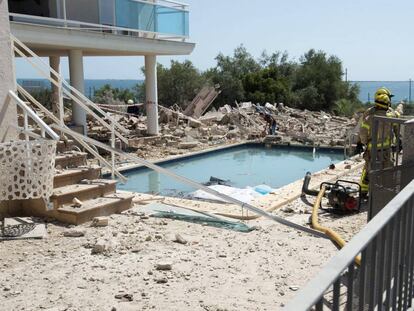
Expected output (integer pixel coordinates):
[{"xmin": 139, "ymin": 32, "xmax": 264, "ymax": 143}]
[{"xmin": 302, "ymin": 172, "xmax": 361, "ymax": 214}]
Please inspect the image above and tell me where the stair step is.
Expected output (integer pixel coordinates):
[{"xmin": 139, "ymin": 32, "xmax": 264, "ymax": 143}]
[
  {"xmin": 57, "ymin": 192, "xmax": 134, "ymax": 224},
  {"xmin": 54, "ymin": 166, "xmax": 101, "ymax": 188},
  {"xmin": 56, "ymin": 140, "xmax": 76, "ymax": 153},
  {"xmin": 55, "ymin": 152, "xmax": 88, "ymax": 168},
  {"xmin": 51, "ymin": 179, "xmax": 117, "ymax": 208}
]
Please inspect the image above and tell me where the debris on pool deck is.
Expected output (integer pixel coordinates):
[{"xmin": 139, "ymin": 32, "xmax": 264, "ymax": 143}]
[{"xmin": 0, "ymin": 157, "xmax": 367, "ymax": 311}]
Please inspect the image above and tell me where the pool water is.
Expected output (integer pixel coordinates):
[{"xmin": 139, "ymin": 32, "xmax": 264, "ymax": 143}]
[{"xmin": 118, "ymin": 145, "xmax": 344, "ymax": 196}]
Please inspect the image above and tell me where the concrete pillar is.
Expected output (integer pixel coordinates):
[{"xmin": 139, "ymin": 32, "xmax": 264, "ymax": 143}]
[
  {"xmin": 49, "ymin": 56, "xmax": 62, "ymax": 122},
  {"xmin": 145, "ymin": 55, "xmax": 159, "ymax": 135},
  {"xmin": 0, "ymin": 0, "xmax": 17, "ymax": 142},
  {"xmin": 68, "ymin": 49, "xmax": 87, "ymax": 134}
]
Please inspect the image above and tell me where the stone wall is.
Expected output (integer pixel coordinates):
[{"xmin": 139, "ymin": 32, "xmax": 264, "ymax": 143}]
[{"xmin": 0, "ymin": 0, "xmax": 17, "ymax": 142}]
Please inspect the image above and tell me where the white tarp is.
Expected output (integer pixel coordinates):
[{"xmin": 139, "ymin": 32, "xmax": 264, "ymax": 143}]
[{"xmin": 191, "ymin": 184, "xmax": 273, "ymax": 204}]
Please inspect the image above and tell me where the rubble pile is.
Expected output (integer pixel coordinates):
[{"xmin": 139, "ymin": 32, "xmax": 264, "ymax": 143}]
[{"xmin": 86, "ymin": 102, "xmax": 357, "ymax": 159}]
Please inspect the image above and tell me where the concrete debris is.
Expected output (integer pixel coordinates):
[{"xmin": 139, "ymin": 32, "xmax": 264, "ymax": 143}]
[
  {"xmin": 114, "ymin": 293, "xmax": 133, "ymax": 302},
  {"xmin": 184, "ymin": 84, "xmax": 221, "ymax": 118},
  {"xmin": 63, "ymin": 229, "xmax": 85, "ymax": 237},
  {"xmin": 87, "ymin": 102, "xmax": 357, "ymax": 158},
  {"xmin": 91, "ymin": 217, "xmax": 109, "ymax": 227},
  {"xmin": 72, "ymin": 197, "xmax": 83, "ymax": 208},
  {"xmin": 91, "ymin": 239, "xmax": 112, "ymax": 254},
  {"xmin": 173, "ymin": 233, "xmax": 188, "ymax": 245},
  {"xmin": 155, "ymin": 262, "xmax": 173, "ymax": 271}
]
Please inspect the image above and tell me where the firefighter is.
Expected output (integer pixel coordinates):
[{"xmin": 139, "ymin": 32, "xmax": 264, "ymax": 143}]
[{"xmin": 359, "ymin": 87, "xmax": 399, "ymax": 198}]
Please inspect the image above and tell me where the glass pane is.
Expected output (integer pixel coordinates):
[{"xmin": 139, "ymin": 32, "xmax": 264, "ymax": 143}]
[
  {"xmin": 115, "ymin": 0, "xmax": 138, "ymax": 29},
  {"xmin": 99, "ymin": 0, "xmax": 115, "ymax": 25},
  {"xmin": 156, "ymin": 6, "xmax": 188, "ymax": 36}
]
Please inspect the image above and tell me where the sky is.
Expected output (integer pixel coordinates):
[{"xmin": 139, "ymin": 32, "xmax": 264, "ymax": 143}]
[{"xmin": 15, "ymin": 0, "xmax": 414, "ymax": 81}]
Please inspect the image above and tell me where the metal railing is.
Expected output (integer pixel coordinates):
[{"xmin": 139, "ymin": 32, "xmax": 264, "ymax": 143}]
[
  {"xmin": 7, "ymin": 90, "xmax": 59, "ymax": 141},
  {"xmin": 285, "ymin": 179, "xmax": 414, "ymax": 311},
  {"xmin": 11, "ymin": 35, "xmax": 128, "ymax": 182},
  {"xmin": 9, "ymin": 0, "xmax": 189, "ymax": 41},
  {"xmin": 369, "ymin": 116, "xmax": 412, "ymax": 219},
  {"xmin": 16, "ymin": 85, "xmax": 127, "ymax": 183}
]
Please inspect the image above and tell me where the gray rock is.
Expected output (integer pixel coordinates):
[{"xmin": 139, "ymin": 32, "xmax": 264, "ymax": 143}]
[
  {"xmin": 63, "ymin": 229, "xmax": 85, "ymax": 237},
  {"xmin": 91, "ymin": 239, "xmax": 111, "ymax": 255},
  {"xmin": 174, "ymin": 233, "xmax": 188, "ymax": 245},
  {"xmin": 91, "ymin": 217, "xmax": 108, "ymax": 227},
  {"xmin": 156, "ymin": 262, "xmax": 172, "ymax": 271},
  {"xmin": 155, "ymin": 277, "xmax": 168, "ymax": 284}
]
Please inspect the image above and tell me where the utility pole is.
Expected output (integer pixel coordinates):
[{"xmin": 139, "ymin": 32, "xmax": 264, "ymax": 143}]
[
  {"xmin": 409, "ymin": 78, "xmax": 412, "ymax": 104},
  {"xmin": 345, "ymin": 68, "xmax": 348, "ymax": 82}
]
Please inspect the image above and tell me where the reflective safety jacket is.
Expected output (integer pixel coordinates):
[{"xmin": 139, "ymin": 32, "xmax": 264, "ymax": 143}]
[{"xmin": 359, "ymin": 107, "xmax": 399, "ymax": 150}]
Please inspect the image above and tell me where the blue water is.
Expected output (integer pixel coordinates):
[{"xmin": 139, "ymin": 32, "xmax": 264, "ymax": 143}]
[
  {"xmin": 352, "ymin": 81, "xmax": 412, "ymax": 103},
  {"xmin": 17, "ymin": 78, "xmax": 143, "ymax": 98},
  {"xmin": 118, "ymin": 146, "xmax": 344, "ymax": 196}
]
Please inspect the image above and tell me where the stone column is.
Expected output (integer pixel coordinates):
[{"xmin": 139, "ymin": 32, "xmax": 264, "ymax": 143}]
[
  {"xmin": 49, "ymin": 56, "xmax": 62, "ymax": 122},
  {"xmin": 0, "ymin": 0, "xmax": 17, "ymax": 142},
  {"xmin": 68, "ymin": 49, "xmax": 87, "ymax": 134},
  {"xmin": 145, "ymin": 55, "xmax": 159, "ymax": 135}
]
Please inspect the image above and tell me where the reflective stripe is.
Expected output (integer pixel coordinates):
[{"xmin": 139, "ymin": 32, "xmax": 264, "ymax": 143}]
[
  {"xmin": 368, "ymin": 138, "xmax": 391, "ymax": 150},
  {"xmin": 361, "ymin": 122, "xmax": 370, "ymax": 130}
]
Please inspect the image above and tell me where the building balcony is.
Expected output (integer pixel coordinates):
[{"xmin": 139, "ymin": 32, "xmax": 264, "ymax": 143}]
[{"xmin": 8, "ymin": 0, "xmax": 190, "ymax": 41}]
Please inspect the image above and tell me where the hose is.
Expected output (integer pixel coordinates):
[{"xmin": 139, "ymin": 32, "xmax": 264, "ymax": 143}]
[
  {"xmin": 302, "ymin": 171, "xmax": 320, "ymax": 196},
  {"xmin": 312, "ymin": 186, "xmax": 361, "ymax": 266}
]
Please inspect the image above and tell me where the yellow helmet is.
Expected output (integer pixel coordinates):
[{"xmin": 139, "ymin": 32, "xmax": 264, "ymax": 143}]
[{"xmin": 375, "ymin": 87, "xmax": 393, "ymax": 109}]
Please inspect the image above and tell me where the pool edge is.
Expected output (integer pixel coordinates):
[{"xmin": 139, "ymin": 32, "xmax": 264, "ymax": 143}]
[{"xmin": 106, "ymin": 141, "xmax": 345, "ymax": 177}]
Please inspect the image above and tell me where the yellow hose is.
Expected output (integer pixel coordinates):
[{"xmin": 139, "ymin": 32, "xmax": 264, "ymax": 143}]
[
  {"xmin": 214, "ymin": 161, "xmax": 365, "ymax": 221},
  {"xmin": 312, "ymin": 186, "xmax": 361, "ymax": 266}
]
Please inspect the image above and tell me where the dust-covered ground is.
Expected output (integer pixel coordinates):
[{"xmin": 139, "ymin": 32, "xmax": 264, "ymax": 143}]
[{"xmin": 0, "ymin": 168, "xmax": 367, "ymax": 311}]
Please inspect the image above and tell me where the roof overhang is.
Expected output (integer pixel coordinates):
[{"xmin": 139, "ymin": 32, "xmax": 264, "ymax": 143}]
[{"xmin": 10, "ymin": 22, "xmax": 195, "ymax": 57}]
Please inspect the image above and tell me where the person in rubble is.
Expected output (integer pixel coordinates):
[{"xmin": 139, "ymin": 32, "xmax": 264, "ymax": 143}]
[
  {"xmin": 358, "ymin": 87, "xmax": 399, "ymax": 198},
  {"xmin": 263, "ymin": 113, "xmax": 277, "ymax": 135}
]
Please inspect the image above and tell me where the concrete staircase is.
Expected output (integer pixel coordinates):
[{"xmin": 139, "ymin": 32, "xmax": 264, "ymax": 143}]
[{"xmin": 34, "ymin": 139, "xmax": 134, "ymax": 225}]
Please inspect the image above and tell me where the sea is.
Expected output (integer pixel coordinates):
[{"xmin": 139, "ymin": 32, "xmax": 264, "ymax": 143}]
[
  {"xmin": 352, "ymin": 81, "xmax": 413, "ymax": 103},
  {"xmin": 17, "ymin": 79, "xmax": 413, "ymax": 103}
]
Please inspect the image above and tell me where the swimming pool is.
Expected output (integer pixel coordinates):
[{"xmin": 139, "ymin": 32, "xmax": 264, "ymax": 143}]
[{"xmin": 117, "ymin": 144, "xmax": 344, "ymax": 196}]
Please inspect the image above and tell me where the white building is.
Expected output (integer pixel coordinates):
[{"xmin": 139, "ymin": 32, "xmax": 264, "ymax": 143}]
[
  {"xmin": 8, "ymin": 0, "xmax": 195, "ymax": 135},
  {"xmin": 0, "ymin": 0, "xmax": 194, "ymax": 224}
]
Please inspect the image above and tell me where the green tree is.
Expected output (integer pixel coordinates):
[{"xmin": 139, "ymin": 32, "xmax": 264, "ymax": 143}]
[
  {"xmin": 293, "ymin": 49, "xmax": 359, "ymax": 111},
  {"xmin": 206, "ymin": 45, "xmax": 261, "ymax": 107},
  {"xmin": 28, "ymin": 88, "xmax": 53, "ymax": 110},
  {"xmin": 93, "ymin": 84, "xmax": 138, "ymax": 103},
  {"xmin": 140, "ymin": 60, "xmax": 206, "ymax": 108},
  {"xmin": 333, "ymin": 99, "xmax": 364, "ymax": 117},
  {"xmin": 243, "ymin": 51, "xmax": 296, "ymax": 104}
]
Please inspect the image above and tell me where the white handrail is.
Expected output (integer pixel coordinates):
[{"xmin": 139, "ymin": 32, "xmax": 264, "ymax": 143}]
[
  {"xmin": 17, "ymin": 85, "xmax": 127, "ymax": 183},
  {"xmin": 11, "ymin": 32, "xmax": 129, "ymax": 182},
  {"xmin": 53, "ymin": 124, "xmax": 329, "ymax": 239},
  {"xmin": 12, "ymin": 43, "xmax": 129, "ymax": 145},
  {"xmin": 11, "ymin": 34, "xmax": 129, "ymax": 135},
  {"xmin": 8, "ymin": 90, "xmax": 59, "ymax": 141}
]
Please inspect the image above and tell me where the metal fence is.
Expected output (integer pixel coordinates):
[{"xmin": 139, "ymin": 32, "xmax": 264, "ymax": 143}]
[
  {"xmin": 369, "ymin": 116, "xmax": 413, "ymax": 219},
  {"xmin": 285, "ymin": 116, "xmax": 414, "ymax": 310},
  {"xmin": 284, "ymin": 179, "xmax": 414, "ymax": 310}
]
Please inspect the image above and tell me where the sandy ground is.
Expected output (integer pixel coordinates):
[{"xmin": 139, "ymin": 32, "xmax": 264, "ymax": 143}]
[{"xmin": 0, "ymin": 168, "xmax": 367, "ymax": 311}]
